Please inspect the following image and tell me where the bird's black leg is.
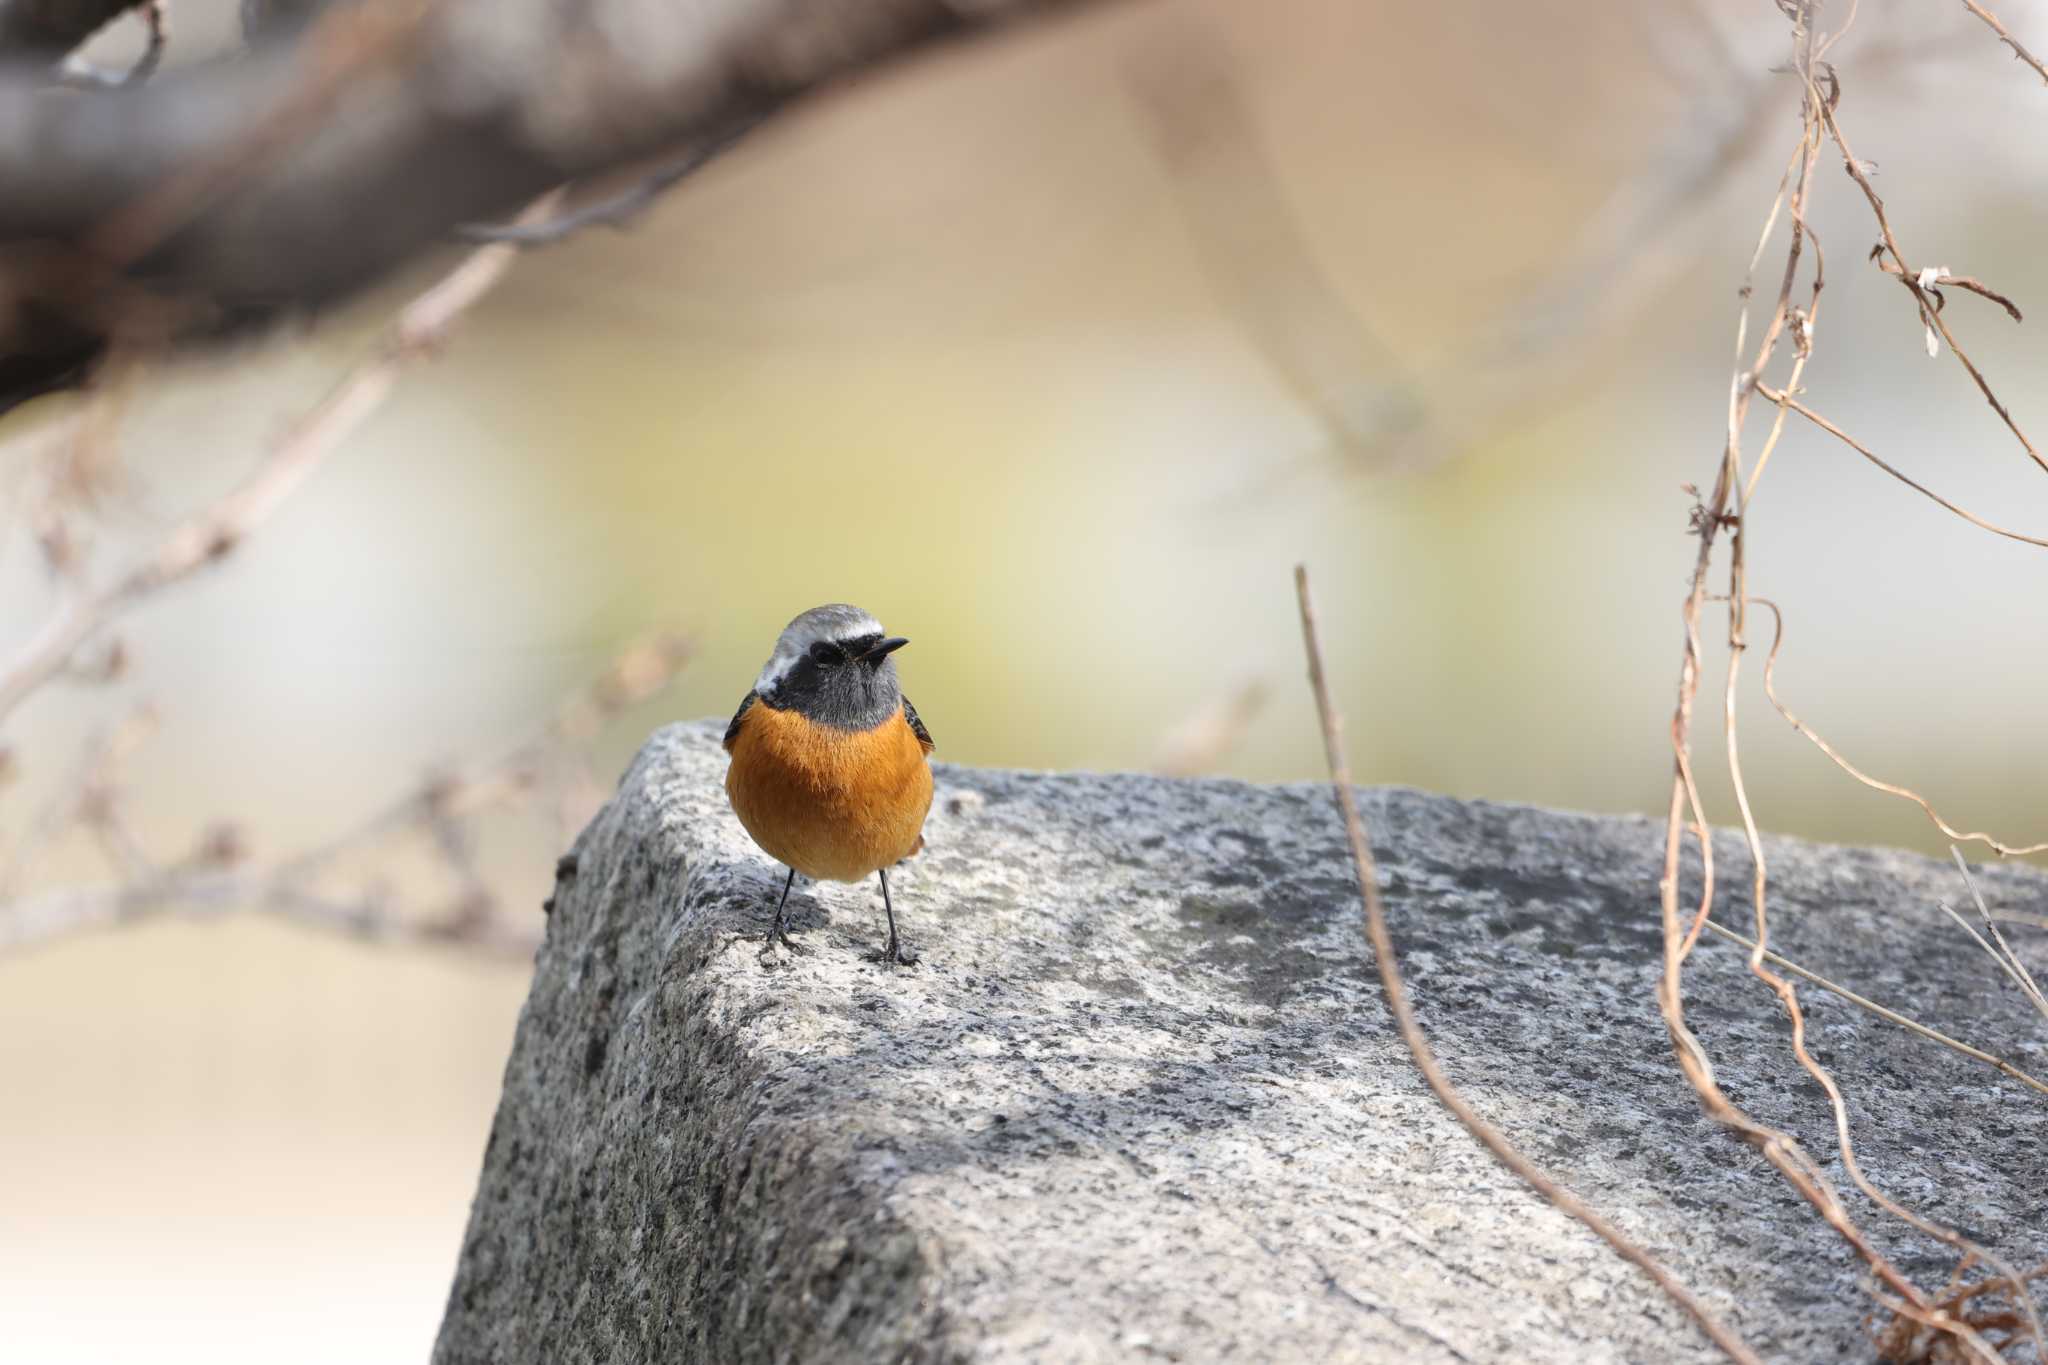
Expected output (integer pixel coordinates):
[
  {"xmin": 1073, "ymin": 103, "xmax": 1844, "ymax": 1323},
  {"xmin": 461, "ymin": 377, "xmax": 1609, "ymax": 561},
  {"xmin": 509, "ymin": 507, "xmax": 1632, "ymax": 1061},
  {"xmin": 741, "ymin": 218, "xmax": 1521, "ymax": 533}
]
[
  {"xmin": 767, "ymin": 866, "xmax": 809, "ymax": 955},
  {"xmin": 873, "ymin": 866, "xmax": 918, "ymax": 967}
]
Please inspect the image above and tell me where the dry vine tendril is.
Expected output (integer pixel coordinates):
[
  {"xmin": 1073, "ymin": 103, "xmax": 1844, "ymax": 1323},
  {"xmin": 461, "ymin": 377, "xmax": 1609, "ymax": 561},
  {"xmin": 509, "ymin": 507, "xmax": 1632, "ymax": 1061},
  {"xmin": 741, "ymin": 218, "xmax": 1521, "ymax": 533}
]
[{"xmin": 1661, "ymin": 3, "xmax": 2048, "ymax": 1359}]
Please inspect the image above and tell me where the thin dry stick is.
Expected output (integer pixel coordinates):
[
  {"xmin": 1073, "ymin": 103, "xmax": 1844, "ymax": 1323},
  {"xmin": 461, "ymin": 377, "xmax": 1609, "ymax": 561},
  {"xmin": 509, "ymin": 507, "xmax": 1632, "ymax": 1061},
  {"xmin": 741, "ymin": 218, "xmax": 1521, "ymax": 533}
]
[
  {"xmin": 1659, "ymin": 18, "xmax": 1979, "ymax": 1349},
  {"xmin": 1883, "ymin": 1261, "xmax": 2048, "ymax": 1363},
  {"xmin": 1937, "ymin": 898, "xmax": 2048, "ymax": 1015},
  {"xmin": 1665, "ymin": 124, "xmax": 1819, "ymax": 961},
  {"xmin": 1717, "ymin": 591, "xmax": 1984, "ymax": 1343},
  {"xmin": 1950, "ymin": 850, "xmax": 2048, "ymax": 1019},
  {"xmin": 1772, "ymin": 54, "xmax": 2029, "ymax": 1359},
  {"xmin": 1873, "ymin": 263, "xmax": 2025, "ymax": 322},
  {"xmin": 1817, "ymin": 94, "xmax": 2046, "ymax": 478},
  {"xmin": 1720, "ymin": 581, "xmax": 2039, "ymax": 1358},
  {"xmin": 1722, "ymin": 670, "xmax": 2033, "ymax": 1360},
  {"xmin": 0, "ymin": 189, "xmax": 564, "ymax": 730},
  {"xmin": 1741, "ymin": 118, "xmax": 1828, "ymax": 506},
  {"xmin": 1958, "ymin": 0, "xmax": 2048, "ymax": 86},
  {"xmin": 1663, "ymin": 0, "xmax": 1818, "ymax": 1130},
  {"xmin": 1753, "ymin": 385, "xmax": 2048, "ymax": 549},
  {"xmin": 1293, "ymin": 565, "xmax": 1760, "ymax": 1365},
  {"xmin": 0, "ymin": 628, "xmax": 689, "ymax": 957},
  {"xmin": 1697, "ymin": 918, "xmax": 2048, "ymax": 1100},
  {"xmin": 1744, "ymin": 597, "xmax": 2048, "ymax": 857}
]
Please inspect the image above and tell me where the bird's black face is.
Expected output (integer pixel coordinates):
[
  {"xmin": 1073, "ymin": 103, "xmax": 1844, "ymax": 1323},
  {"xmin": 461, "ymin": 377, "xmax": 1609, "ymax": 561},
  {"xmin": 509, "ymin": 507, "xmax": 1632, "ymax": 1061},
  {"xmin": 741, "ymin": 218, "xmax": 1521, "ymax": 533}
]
[{"xmin": 769, "ymin": 632, "xmax": 909, "ymax": 731}]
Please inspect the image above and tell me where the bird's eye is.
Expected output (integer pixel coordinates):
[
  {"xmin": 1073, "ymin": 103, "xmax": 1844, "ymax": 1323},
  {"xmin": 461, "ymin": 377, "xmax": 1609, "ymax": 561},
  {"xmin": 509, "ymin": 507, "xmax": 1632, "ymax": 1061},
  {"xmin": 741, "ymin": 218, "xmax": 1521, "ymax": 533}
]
[{"xmin": 809, "ymin": 640, "xmax": 838, "ymax": 664}]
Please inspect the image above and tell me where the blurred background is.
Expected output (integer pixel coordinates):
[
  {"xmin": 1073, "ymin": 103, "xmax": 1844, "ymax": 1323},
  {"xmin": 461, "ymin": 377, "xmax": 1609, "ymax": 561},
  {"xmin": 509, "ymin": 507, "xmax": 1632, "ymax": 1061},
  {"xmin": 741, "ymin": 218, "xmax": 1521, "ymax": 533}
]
[{"xmin": 5, "ymin": 0, "xmax": 2048, "ymax": 1359}]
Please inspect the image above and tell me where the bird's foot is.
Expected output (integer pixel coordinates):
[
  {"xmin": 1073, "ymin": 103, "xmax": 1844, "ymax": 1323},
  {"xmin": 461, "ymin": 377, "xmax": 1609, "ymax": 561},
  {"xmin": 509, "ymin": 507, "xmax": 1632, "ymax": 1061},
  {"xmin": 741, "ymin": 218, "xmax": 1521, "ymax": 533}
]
[
  {"xmin": 754, "ymin": 920, "xmax": 812, "ymax": 965},
  {"xmin": 867, "ymin": 936, "xmax": 919, "ymax": 968}
]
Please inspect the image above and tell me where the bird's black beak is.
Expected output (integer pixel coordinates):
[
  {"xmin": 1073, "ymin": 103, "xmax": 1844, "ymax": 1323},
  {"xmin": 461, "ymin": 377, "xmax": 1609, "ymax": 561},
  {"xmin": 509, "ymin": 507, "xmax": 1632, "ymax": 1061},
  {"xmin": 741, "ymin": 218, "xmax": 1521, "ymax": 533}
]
[{"xmin": 861, "ymin": 636, "xmax": 909, "ymax": 662}]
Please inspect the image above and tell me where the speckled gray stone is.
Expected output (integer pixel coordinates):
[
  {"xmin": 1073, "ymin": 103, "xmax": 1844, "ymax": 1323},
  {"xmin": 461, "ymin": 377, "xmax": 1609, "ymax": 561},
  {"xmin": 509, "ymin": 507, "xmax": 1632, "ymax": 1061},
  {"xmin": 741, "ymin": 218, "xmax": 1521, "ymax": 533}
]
[{"xmin": 433, "ymin": 721, "xmax": 2048, "ymax": 1364}]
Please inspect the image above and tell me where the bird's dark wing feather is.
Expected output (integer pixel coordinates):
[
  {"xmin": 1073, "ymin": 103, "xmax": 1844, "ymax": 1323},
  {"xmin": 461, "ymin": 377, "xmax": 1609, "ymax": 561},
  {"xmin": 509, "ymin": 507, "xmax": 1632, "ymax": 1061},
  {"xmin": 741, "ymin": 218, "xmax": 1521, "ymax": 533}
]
[
  {"xmin": 722, "ymin": 691, "xmax": 757, "ymax": 752},
  {"xmin": 902, "ymin": 696, "xmax": 934, "ymax": 754}
]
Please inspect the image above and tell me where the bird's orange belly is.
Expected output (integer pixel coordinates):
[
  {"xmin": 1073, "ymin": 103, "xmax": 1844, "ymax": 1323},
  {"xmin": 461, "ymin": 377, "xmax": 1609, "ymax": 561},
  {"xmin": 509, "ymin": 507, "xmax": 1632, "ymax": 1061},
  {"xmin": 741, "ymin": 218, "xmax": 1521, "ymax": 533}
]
[{"xmin": 725, "ymin": 703, "xmax": 933, "ymax": 882}]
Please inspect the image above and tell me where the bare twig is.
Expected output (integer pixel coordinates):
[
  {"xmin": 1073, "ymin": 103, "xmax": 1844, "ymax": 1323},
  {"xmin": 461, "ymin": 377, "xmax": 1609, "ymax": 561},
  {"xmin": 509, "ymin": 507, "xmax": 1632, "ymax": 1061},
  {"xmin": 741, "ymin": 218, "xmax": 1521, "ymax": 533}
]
[
  {"xmin": 1817, "ymin": 95, "xmax": 2046, "ymax": 477},
  {"xmin": 0, "ymin": 629, "xmax": 690, "ymax": 958},
  {"xmin": 1957, "ymin": 0, "xmax": 2048, "ymax": 86},
  {"xmin": 1697, "ymin": 917, "xmax": 2048, "ymax": 1100},
  {"xmin": 0, "ymin": 704, "xmax": 156, "ymax": 898},
  {"xmin": 455, "ymin": 119, "xmax": 763, "ymax": 247},
  {"xmin": 1948, "ymin": 850, "xmax": 2048, "ymax": 1022},
  {"xmin": 1151, "ymin": 678, "xmax": 1268, "ymax": 776},
  {"xmin": 1293, "ymin": 564, "xmax": 1760, "ymax": 1365},
  {"xmin": 0, "ymin": 869, "xmax": 543, "ymax": 958},
  {"xmin": 0, "ymin": 189, "xmax": 564, "ymax": 732},
  {"xmin": 1869, "ymin": 261, "xmax": 2025, "ymax": 322},
  {"xmin": 1879, "ymin": 1261, "xmax": 2048, "ymax": 1364},
  {"xmin": 1655, "ymin": 15, "xmax": 2008, "ymax": 1354},
  {"xmin": 1752, "ymin": 384, "xmax": 2048, "ymax": 548},
  {"xmin": 1743, "ymin": 597, "xmax": 2048, "ymax": 857}
]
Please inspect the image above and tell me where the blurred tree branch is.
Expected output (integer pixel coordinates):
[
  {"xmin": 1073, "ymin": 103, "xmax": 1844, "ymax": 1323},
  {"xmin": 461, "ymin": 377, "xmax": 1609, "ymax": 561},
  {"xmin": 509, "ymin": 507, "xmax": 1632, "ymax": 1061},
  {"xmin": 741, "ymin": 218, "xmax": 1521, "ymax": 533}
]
[
  {"xmin": 0, "ymin": 0, "xmax": 142, "ymax": 61},
  {"xmin": 0, "ymin": 630, "xmax": 691, "ymax": 957},
  {"xmin": 0, "ymin": 187, "xmax": 692, "ymax": 962},
  {"xmin": 0, "ymin": 190, "xmax": 564, "ymax": 727},
  {"xmin": 0, "ymin": 0, "xmax": 1115, "ymax": 413},
  {"xmin": 1130, "ymin": 15, "xmax": 1973, "ymax": 481}
]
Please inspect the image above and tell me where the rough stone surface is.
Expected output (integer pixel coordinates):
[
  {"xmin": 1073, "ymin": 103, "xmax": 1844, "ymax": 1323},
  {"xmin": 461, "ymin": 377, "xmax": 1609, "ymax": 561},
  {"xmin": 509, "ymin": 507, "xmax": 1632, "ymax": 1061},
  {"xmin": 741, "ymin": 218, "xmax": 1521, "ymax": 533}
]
[{"xmin": 434, "ymin": 721, "xmax": 2048, "ymax": 1364}]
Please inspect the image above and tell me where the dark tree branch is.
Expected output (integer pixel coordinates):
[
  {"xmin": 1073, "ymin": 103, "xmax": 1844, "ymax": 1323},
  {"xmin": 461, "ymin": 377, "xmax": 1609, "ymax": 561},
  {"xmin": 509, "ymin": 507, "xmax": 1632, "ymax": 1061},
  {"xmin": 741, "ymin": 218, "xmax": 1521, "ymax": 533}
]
[
  {"xmin": 0, "ymin": 0, "xmax": 141, "ymax": 62},
  {"xmin": 57, "ymin": 0, "xmax": 164, "ymax": 88},
  {"xmin": 0, "ymin": 0, "xmax": 1112, "ymax": 412},
  {"xmin": 454, "ymin": 116, "xmax": 766, "ymax": 248}
]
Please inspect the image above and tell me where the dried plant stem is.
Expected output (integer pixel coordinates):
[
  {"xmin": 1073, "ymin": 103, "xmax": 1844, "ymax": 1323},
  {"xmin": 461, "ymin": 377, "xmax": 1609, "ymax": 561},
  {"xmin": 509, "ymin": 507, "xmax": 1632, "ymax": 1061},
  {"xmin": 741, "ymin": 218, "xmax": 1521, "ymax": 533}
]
[
  {"xmin": 1730, "ymin": 817, "xmax": 2030, "ymax": 1357},
  {"xmin": 1293, "ymin": 565, "xmax": 1759, "ymax": 1365},
  {"xmin": 1752, "ymin": 385, "xmax": 2048, "ymax": 548},
  {"xmin": 1655, "ymin": 11, "xmax": 2002, "ymax": 1353},
  {"xmin": 1949, "ymin": 850, "xmax": 2048, "ymax": 1021},
  {"xmin": 1742, "ymin": 597, "xmax": 2048, "ymax": 857},
  {"xmin": 1817, "ymin": 95, "xmax": 2046, "ymax": 477},
  {"xmin": 1958, "ymin": 0, "xmax": 2048, "ymax": 86},
  {"xmin": 1697, "ymin": 918, "xmax": 2048, "ymax": 1100},
  {"xmin": 1723, "ymin": 581, "xmax": 2037, "ymax": 1356},
  {"xmin": 1720, "ymin": 615, "xmax": 1979, "ymax": 1345}
]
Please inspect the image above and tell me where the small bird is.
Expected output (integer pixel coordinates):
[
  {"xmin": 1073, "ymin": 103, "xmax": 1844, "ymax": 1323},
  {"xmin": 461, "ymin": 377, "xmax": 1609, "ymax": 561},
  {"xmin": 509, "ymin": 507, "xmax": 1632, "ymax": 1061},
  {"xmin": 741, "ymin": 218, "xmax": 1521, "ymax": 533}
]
[{"xmin": 723, "ymin": 604, "xmax": 934, "ymax": 965}]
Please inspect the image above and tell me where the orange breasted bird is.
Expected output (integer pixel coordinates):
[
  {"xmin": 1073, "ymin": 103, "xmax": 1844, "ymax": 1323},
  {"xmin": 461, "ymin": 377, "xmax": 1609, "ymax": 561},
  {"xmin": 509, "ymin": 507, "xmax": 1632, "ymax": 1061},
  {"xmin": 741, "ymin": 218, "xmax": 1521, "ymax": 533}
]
[{"xmin": 722, "ymin": 604, "xmax": 934, "ymax": 965}]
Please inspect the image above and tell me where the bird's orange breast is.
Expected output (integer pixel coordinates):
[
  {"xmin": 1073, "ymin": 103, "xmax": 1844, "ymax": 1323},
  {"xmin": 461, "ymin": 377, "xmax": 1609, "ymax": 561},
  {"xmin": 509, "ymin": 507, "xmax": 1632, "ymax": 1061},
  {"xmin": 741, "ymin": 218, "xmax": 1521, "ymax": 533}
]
[{"xmin": 724, "ymin": 702, "xmax": 933, "ymax": 882}]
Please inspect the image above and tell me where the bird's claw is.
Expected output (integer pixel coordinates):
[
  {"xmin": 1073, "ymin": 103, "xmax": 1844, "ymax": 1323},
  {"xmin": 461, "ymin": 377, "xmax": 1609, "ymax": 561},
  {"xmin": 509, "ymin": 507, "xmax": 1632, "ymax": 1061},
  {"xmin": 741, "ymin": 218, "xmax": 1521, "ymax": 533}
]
[
  {"xmin": 755, "ymin": 923, "xmax": 811, "ymax": 964},
  {"xmin": 868, "ymin": 938, "xmax": 919, "ymax": 968}
]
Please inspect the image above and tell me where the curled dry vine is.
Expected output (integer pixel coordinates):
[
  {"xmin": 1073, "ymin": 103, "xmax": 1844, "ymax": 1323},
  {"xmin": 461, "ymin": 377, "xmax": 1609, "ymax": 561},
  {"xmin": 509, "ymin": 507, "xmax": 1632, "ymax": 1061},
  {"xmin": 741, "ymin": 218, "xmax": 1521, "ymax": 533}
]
[{"xmin": 1661, "ymin": 2, "xmax": 2048, "ymax": 1358}]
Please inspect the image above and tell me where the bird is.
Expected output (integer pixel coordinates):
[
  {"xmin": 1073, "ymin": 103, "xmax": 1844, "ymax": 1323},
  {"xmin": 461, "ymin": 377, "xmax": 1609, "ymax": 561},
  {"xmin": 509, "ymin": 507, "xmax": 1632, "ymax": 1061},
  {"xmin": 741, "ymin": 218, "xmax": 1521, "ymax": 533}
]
[{"xmin": 722, "ymin": 604, "xmax": 934, "ymax": 965}]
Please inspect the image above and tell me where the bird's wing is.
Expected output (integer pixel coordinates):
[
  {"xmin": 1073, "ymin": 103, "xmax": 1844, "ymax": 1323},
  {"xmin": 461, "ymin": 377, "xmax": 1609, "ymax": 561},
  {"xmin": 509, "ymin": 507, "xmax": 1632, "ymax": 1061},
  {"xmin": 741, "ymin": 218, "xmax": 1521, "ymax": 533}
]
[
  {"xmin": 722, "ymin": 691, "xmax": 758, "ymax": 753},
  {"xmin": 902, "ymin": 696, "xmax": 934, "ymax": 754}
]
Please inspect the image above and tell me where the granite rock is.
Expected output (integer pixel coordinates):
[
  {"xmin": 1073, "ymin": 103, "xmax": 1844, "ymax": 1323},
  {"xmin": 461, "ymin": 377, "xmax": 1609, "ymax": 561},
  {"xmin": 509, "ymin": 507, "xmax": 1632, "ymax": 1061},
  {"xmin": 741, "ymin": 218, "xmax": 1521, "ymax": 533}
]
[{"xmin": 434, "ymin": 721, "xmax": 2048, "ymax": 1363}]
